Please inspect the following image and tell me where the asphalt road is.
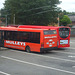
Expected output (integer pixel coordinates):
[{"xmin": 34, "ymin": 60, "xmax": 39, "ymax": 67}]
[{"xmin": 0, "ymin": 38, "xmax": 75, "ymax": 75}]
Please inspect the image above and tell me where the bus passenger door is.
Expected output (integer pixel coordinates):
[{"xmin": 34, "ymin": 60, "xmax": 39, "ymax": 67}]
[{"xmin": 0, "ymin": 31, "xmax": 4, "ymax": 47}]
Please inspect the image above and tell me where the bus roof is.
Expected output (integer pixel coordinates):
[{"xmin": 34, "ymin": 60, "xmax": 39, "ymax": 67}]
[
  {"xmin": 18, "ymin": 25, "xmax": 70, "ymax": 30},
  {"xmin": 0, "ymin": 26, "xmax": 48, "ymax": 32},
  {"xmin": 6, "ymin": 25, "xmax": 70, "ymax": 30}
]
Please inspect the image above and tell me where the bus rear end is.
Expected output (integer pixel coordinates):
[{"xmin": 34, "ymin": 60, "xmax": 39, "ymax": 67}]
[
  {"xmin": 58, "ymin": 27, "xmax": 70, "ymax": 48},
  {"xmin": 40, "ymin": 30, "xmax": 57, "ymax": 52}
]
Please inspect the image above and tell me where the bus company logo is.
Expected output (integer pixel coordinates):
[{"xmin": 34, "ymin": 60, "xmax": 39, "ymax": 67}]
[
  {"xmin": 46, "ymin": 39, "xmax": 55, "ymax": 47},
  {"xmin": 5, "ymin": 40, "xmax": 25, "ymax": 46}
]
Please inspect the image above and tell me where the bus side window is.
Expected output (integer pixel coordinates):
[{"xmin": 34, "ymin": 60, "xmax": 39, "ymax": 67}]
[
  {"xmin": 4, "ymin": 31, "xmax": 40, "ymax": 44},
  {"xmin": 6, "ymin": 31, "xmax": 10, "ymax": 40},
  {"xmin": 4, "ymin": 31, "xmax": 8, "ymax": 40},
  {"xmin": 4, "ymin": 31, "xmax": 17, "ymax": 41},
  {"xmin": 21, "ymin": 32, "xmax": 29, "ymax": 42},
  {"xmin": 29, "ymin": 32, "xmax": 40, "ymax": 43},
  {"xmin": 0, "ymin": 31, "xmax": 1, "ymax": 39}
]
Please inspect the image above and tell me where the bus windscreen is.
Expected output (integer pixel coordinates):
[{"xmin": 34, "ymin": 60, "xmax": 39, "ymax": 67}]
[{"xmin": 59, "ymin": 28, "xmax": 69, "ymax": 38}]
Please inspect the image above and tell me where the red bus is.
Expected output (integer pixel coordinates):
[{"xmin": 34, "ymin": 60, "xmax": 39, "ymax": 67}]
[
  {"xmin": 18, "ymin": 25, "xmax": 71, "ymax": 48},
  {"xmin": 0, "ymin": 26, "xmax": 58, "ymax": 53}
]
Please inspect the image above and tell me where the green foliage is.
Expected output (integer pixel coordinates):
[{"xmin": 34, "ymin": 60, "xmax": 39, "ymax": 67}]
[
  {"xmin": 2, "ymin": 0, "xmax": 60, "ymax": 25},
  {"xmin": 60, "ymin": 15, "xmax": 72, "ymax": 26}
]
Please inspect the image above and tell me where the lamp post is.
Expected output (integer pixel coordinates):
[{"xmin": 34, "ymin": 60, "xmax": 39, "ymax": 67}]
[
  {"xmin": 13, "ymin": 14, "xmax": 15, "ymax": 25},
  {"xmin": 0, "ymin": 12, "xmax": 1, "ymax": 16},
  {"xmin": 6, "ymin": 15, "xmax": 8, "ymax": 26},
  {"xmin": 58, "ymin": 14, "xmax": 60, "ymax": 27}
]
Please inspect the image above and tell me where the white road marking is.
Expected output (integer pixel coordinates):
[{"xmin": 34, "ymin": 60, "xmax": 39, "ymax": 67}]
[
  {"xmin": 69, "ymin": 47, "xmax": 75, "ymax": 49},
  {"xmin": 70, "ymin": 42, "xmax": 75, "ymax": 43},
  {"xmin": 11, "ymin": 50, "xmax": 75, "ymax": 63},
  {"xmin": 1, "ymin": 56, "xmax": 75, "ymax": 75},
  {"xmin": 0, "ymin": 71, "xmax": 10, "ymax": 75},
  {"xmin": 68, "ymin": 56, "xmax": 75, "ymax": 58},
  {"xmin": 52, "ymin": 50, "xmax": 75, "ymax": 55},
  {"xmin": 72, "ymin": 66, "xmax": 75, "ymax": 68}
]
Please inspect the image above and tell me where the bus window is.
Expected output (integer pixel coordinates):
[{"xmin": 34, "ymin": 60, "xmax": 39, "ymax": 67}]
[
  {"xmin": 0, "ymin": 31, "xmax": 1, "ymax": 39},
  {"xmin": 30, "ymin": 32, "xmax": 40, "ymax": 43},
  {"xmin": 5, "ymin": 31, "xmax": 40, "ymax": 44},
  {"xmin": 17, "ymin": 32, "xmax": 40, "ymax": 43},
  {"xmin": 59, "ymin": 28, "xmax": 69, "ymax": 38},
  {"xmin": 5, "ymin": 31, "xmax": 17, "ymax": 40},
  {"xmin": 44, "ymin": 30, "xmax": 57, "ymax": 35}
]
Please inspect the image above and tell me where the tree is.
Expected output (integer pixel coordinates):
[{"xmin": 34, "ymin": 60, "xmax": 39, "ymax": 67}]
[
  {"xmin": 60, "ymin": 15, "xmax": 72, "ymax": 26},
  {"xmin": 3, "ymin": 0, "xmax": 60, "ymax": 25}
]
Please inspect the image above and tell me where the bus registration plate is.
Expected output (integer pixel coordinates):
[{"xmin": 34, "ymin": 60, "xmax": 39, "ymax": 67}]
[{"xmin": 60, "ymin": 40, "xmax": 68, "ymax": 44}]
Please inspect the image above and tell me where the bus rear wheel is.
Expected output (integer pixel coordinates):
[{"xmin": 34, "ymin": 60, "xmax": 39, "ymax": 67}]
[{"xmin": 26, "ymin": 46, "xmax": 31, "ymax": 53}]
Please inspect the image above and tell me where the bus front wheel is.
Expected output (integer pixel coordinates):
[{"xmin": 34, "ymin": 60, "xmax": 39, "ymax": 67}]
[{"xmin": 26, "ymin": 46, "xmax": 31, "ymax": 53}]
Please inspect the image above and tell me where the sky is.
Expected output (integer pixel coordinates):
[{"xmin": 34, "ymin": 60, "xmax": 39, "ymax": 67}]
[
  {"xmin": 58, "ymin": 0, "xmax": 75, "ymax": 12},
  {"xmin": 0, "ymin": 0, "xmax": 5, "ymax": 9},
  {"xmin": 0, "ymin": 0, "xmax": 75, "ymax": 12}
]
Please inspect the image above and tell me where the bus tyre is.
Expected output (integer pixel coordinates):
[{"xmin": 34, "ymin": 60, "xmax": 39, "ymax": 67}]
[{"xmin": 26, "ymin": 46, "xmax": 31, "ymax": 53}]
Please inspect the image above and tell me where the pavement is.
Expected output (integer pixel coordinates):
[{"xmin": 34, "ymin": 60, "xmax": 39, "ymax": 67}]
[{"xmin": 0, "ymin": 37, "xmax": 75, "ymax": 75}]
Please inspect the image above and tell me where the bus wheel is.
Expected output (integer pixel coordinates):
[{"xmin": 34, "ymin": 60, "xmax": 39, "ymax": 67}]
[{"xmin": 26, "ymin": 46, "xmax": 31, "ymax": 53}]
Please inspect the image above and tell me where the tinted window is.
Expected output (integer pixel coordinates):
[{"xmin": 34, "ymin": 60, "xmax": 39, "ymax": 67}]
[
  {"xmin": 59, "ymin": 28, "xmax": 69, "ymax": 38},
  {"xmin": 4, "ymin": 31, "xmax": 40, "ymax": 44},
  {"xmin": 5, "ymin": 31, "xmax": 17, "ymax": 40},
  {"xmin": 44, "ymin": 30, "xmax": 57, "ymax": 35}
]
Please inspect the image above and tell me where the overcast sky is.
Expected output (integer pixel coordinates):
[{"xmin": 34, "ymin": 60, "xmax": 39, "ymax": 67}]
[
  {"xmin": 0, "ymin": 0, "xmax": 75, "ymax": 12},
  {"xmin": 0, "ymin": 0, "xmax": 5, "ymax": 9},
  {"xmin": 58, "ymin": 0, "xmax": 75, "ymax": 12}
]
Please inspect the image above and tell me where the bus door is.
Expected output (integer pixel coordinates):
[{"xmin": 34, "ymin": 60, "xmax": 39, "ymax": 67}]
[
  {"xmin": 44, "ymin": 30, "xmax": 57, "ymax": 48},
  {"xmin": 0, "ymin": 31, "xmax": 4, "ymax": 47}
]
